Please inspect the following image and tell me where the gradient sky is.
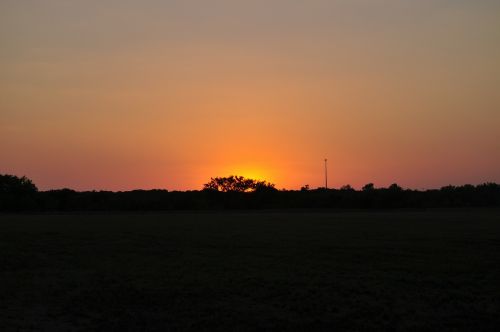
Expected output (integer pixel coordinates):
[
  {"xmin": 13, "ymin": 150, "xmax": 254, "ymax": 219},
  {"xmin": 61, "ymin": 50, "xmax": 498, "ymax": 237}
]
[{"xmin": 1, "ymin": 0, "xmax": 499, "ymax": 191}]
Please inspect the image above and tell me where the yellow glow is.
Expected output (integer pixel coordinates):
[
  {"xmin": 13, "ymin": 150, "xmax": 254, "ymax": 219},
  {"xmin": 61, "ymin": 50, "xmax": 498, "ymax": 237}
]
[
  {"xmin": 220, "ymin": 165, "xmax": 274, "ymax": 183},
  {"xmin": 1, "ymin": 1, "xmax": 499, "ymax": 190}
]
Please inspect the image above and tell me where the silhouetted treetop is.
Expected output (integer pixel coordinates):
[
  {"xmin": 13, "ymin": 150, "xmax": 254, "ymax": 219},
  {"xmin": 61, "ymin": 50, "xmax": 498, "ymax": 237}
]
[
  {"xmin": 0, "ymin": 174, "xmax": 38, "ymax": 194},
  {"xmin": 203, "ymin": 176, "xmax": 276, "ymax": 193},
  {"xmin": 341, "ymin": 184, "xmax": 355, "ymax": 191},
  {"xmin": 388, "ymin": 183, "xmax": 403, "ymax": 191},
  {"xmin": 362, "ymin": 183, "xmax": 375, "ymax": 191}
]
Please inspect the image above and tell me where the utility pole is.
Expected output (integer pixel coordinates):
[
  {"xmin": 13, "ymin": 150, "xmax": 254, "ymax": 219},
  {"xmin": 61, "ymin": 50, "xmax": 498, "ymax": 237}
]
[{"xmin": 324, "ymin": 158, "xmax": 328, "ymax": 189}]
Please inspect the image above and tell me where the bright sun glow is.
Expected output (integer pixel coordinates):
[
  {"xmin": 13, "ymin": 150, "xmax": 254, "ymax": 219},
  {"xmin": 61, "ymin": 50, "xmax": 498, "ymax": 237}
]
[
  {"xmin": 2, "ymin": 1, "xmax": 499, "ymax": 191},
  {"xmin": 221, "ymin": 165, "xmax": 274, "ymax": 183}
]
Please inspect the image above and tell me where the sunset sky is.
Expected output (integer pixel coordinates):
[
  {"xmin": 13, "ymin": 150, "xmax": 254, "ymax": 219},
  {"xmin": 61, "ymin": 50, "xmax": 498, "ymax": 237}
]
[{"xmin": 1, "ymin": 0, "xmax": 499, "ymax": 191}]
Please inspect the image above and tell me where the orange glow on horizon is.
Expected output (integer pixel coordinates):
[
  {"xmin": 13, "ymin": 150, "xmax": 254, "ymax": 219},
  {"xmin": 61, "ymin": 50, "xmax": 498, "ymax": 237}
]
[
  {"xmin": 217, "ymin": 165, "xmax": 275, "ymax": 183},
  {"xmin": 1, "ymin": 1, "xmax": 499, "ymax": 191}
]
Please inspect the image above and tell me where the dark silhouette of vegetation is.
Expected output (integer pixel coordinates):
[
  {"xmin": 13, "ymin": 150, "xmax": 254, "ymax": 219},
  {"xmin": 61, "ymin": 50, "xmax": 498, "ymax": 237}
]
[
  {"xmin": 0, "ymin": 174, "xmax": 499, "ymax": 211},
  {"xmin": 341, "ymin": 184, "xmax": 355, "ymax": 191},
  {"xmin": 362, "ymin": 183, "xmax": 375, "ymax": 191},
  {"xmin": 0, "ymin": 174, "xmax": 37, "ymax": 194},
  {"xmin": 203, "ymin": 175, "xmax": 276, "ymax": 192},
  {"xmin": 0, "ymin": 174, "xmax": 38, "ymax": 211}
]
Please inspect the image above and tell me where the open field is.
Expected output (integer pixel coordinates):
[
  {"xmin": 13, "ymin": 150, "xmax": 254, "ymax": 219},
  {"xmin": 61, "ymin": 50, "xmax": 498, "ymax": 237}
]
[{"xmin": 1, "ymin": 209, "xmax": 499, "ymax": 331}]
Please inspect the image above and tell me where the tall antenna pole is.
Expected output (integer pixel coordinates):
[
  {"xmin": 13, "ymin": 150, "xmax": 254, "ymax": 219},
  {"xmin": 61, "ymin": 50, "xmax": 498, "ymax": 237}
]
[{"xmin": 324, "ymin": 158, "xmax": 328, "ymax": 189}]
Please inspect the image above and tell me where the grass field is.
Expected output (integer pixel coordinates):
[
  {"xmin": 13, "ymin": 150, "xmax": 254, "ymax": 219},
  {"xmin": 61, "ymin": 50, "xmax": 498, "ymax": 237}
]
[{"xmin": 1, "ymin": 209, "xmax": 499, "ymax": 331}]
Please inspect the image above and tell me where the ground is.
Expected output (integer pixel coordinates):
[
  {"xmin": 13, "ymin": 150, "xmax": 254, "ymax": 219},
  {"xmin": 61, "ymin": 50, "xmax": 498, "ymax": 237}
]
[{"xmin": 1, "ymin": 209, "xmax": 499, "ymax": 331}]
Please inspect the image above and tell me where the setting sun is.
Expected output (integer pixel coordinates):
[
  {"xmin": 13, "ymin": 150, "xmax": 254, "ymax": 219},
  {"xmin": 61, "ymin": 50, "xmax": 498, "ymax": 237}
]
[
  {"xmin": 221, "ymin": 166, "xmax": 273, "ymax": 183},
  {"xmin": 1, "ymin": 2, "xmax": 499, "ymax": 330},
  {"xmin": 1, "ymin": 1, "xmax": 498, "ymax": 191}
]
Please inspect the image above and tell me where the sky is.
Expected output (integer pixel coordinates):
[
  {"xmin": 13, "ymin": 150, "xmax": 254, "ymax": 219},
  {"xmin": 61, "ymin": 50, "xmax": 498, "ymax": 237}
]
[{"xmin": 1, "ymin": 0, "xmax": 499, "ymax": 191}]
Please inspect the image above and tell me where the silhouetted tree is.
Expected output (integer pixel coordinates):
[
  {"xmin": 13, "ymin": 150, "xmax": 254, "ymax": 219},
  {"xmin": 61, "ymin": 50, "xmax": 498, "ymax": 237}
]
[
  {"xmin": 0, "ymin": 174, "xmax": 38, "ymax": 194},
  {"xmin": 203, "ymin": 176, "xmax": 275, "ymax": 193},
  {"xmin": 0, "ymin": 174, "xmax": 38, "ymax": 211},
  {"xmin": 388, "ymin": 183, "xmax": 402, "ymax": 191},
  {"xmin": 341, "ymin": 184, "xmax": 354, "ymax": 191},
  {"xmin": 362, "ymin": 183, "xmax": 375, "ymax": 191},
  {"xmin": 254, "ymin": 181, "xmax": 278, "ymax": 193}
]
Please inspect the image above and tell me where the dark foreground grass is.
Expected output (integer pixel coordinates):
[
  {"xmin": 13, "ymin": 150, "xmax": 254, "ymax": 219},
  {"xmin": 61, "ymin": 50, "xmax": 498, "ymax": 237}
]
[{"xmin": 1, "ymin": 209, "xmax": 499, "ymax": 331}]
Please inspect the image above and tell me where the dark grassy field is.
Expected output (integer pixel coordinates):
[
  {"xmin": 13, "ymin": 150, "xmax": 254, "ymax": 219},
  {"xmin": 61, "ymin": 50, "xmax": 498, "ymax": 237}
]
[{"xmin": 1, "ymin": 209, "xmax": 499, "ymax": 331}]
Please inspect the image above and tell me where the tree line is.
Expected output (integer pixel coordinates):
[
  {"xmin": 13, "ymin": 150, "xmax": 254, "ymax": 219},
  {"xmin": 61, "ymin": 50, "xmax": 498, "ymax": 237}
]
[{"xmin": 1, "ymin": 174, "xmax": 499, "ymax": 212}]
